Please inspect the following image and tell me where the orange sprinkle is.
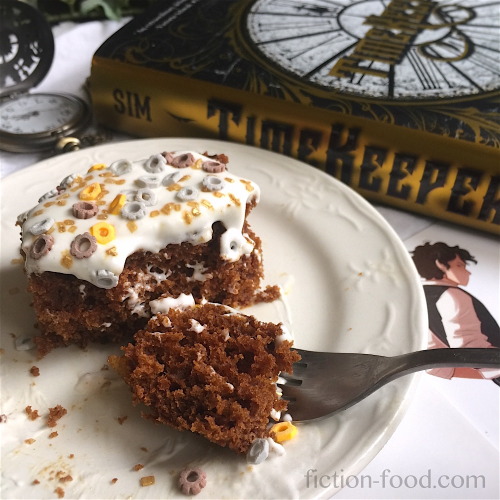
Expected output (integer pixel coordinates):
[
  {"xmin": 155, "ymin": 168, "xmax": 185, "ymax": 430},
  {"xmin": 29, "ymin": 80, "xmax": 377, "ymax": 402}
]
[
  {"xmin": 61, "ymin": 251, "xmax": 73, "ymax": 269},
  {"xmin": 149, "ymin": 210, "xmax": 160, "ymax": 218},
  {"xmin": 140, "ymin": 476, "xmax": 155, "ymax": 487}
]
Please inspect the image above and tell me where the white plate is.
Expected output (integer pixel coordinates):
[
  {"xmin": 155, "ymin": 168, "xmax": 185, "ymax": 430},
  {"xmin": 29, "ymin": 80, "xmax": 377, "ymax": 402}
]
[{"xmin": 0, "ymin": 138, "xmax": 427, "ymax": 499}]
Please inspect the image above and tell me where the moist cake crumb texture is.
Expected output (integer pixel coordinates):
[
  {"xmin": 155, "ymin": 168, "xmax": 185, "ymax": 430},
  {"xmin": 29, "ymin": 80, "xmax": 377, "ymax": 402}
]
[{"xmin": 109, "ymin": 303, "xmax": 299, "ymax": 454}]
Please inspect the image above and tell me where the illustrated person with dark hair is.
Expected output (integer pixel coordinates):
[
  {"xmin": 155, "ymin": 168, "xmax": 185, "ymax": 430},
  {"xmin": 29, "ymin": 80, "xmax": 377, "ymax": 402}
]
[{"xmin": 411, "ymin": 242, "xmax": 500, "ymax": 381}]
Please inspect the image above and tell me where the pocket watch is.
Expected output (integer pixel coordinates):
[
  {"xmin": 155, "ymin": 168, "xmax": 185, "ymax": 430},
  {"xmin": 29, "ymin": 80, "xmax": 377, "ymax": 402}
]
[{"xmin": 0, "ymin": 0, "xmax": 92, "ymax": 153}]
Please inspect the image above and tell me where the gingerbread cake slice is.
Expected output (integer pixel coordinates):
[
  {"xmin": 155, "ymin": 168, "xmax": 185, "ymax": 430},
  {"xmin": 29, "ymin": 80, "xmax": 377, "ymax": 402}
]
[
  {"xmin": 18, "ymin": 150, "xmax": 279, "ymax": 355},
  {"xmin": 108, "ymin": 303, "xmax": 300, "ymax": 454}
]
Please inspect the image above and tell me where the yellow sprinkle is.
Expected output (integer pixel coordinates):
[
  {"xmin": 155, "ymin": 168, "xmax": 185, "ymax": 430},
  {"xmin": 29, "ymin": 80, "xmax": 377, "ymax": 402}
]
[
  {"xmin": 212, "ymin": 191, "xmax": 224, "ymax": 198},
  {"xmin": 56, "ymin": 222, "xmax": 66, "ymax": 233},
  {"xmin": 201, "ymin": 199, "xmax": 214, "ymax": 209},
  {"xmin": 56, "ymin": 200, "xmax": 67, "ymax": 206},
  {"xmin": 229, "ymin": 193, "xmax": 241, "ymax": 206},
  {"xmin": 97, "ymin": 213, "xmax": 108, "ymax": 220},
  {"xmin": 270, "ymin": 421, "xmax": 297, "ymax": 443},
  {"xmin": 174, "ymin": 203, "xmax": 181, "ymax": 211},
  {"xmin": 68, "ymin": 226, "xmax": 77, "ymax": 233},
  {"xmin": 85, "ymin": 175, "xmax": 94, "ymax": 181},
  {"xmin": 33, "ymin": 210, "xmax": 44, "ymax": 216},
  {"xmin": 64, "ymin": 219, "xmax": 74, "ymax": 225},
  {"xmin": 149, "ymin": 210, "xmax": 160, "ymax": 218},
  {"xmin": 109, "ymin": 194, "xmax": 126, "ymax": 215},
  {"xmin": 240, "ymin": 179, "xmax": 255, "ymax": 191},
  {"xmin": 127, "ymin": 221, "xmax": 138, "ymax": 233},
  {"xmin": 44, "ymin": 201, "xmax": 55, "ymax": 207},
  {"xmin": 106, "ymin": 246, "xmax": 118, "ymax": 256},
  {"xmin": 183, "ymin": 211, "xmax": 193, "ymax": 225},
  {"xmin": 99, "ymin": 172, "xmax": 114, "ymax": 178},
  {"xmin": 225, "ymin": 177, "xmax": 235, "ymax": 183},
  {"xmin": 192, "ymin": 207, "xmax": 201, "ymax": 216},
  {"xmin": 179, "ymin": 175, "xmax": 191, "ymax": 182},
  {"xmin": 88, "ymin": 163, "xmax": 106, "ymax": 172},
  {"xmin": 166, "ymin": 183, "xmax": 181, "ymax": 191},
  {"xmin": 90, "ymin": 222, "xmax": 116, "ymax": 244},
  {"xmin": 79, "ymin": 182, "xmax": 102, "ymax": 200},
  {"xmin": 61, "ymin": 251, "xmax": 73, "ymax": 269},
  {"xmin": 191, "ymin": 159, "xmax": 202, "ymax": 169}
]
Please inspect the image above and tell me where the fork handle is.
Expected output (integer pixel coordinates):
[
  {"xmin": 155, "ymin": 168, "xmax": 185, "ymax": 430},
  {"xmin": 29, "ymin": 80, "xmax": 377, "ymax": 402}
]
[{"xmin": 389, "ymin": 348, "xmax": 500, "ymax": 380}]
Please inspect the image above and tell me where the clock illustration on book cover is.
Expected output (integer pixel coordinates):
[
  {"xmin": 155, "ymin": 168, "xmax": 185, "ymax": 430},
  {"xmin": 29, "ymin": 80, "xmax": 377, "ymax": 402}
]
[{"xmin": 242, "ymin": 0, "xmax": 500, "ymax": 101}]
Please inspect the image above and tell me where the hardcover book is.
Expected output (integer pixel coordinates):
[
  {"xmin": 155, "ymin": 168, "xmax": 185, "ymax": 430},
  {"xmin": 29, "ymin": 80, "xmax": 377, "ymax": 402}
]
[{"xmin": 90, "ymin": 0, "xmax": 500, "ymax": 235}]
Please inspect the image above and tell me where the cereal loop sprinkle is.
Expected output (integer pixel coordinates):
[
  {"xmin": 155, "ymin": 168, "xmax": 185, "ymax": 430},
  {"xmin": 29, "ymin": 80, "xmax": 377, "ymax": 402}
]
[
  {"xmin": 30, "ymin": 234, "xmax": 55, "ymax": 259},
  {"xmin": 178, "ymin": 468, "xmax": 207, "ymax": 496},
  {"xmin": 70, "ymin": 233, "xmax": 98, "ymax": 259}
]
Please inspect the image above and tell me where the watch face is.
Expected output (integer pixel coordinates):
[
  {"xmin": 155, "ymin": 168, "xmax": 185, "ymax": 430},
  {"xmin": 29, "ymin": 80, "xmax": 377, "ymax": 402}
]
[
  {"xmin": 245, "ymin": 0, "xmax": 500, "ymax": 100},
  {"xmin": 0, "ymin": 93, "xmax": 91, "ymax": 152},
  {"xmin": 0, "ymin": 94, "xmax": 82, "ymax": 134}
]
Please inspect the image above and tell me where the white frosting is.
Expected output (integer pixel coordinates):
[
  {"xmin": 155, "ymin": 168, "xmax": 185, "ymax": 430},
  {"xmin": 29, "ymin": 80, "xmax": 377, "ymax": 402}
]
[
  {"xmin": 20, "ymin": 151, "xmax": 260, "ymax": 288},
  {"xmin": 149, "ymin": 293, "xmax": 195, "ymax": 315}
]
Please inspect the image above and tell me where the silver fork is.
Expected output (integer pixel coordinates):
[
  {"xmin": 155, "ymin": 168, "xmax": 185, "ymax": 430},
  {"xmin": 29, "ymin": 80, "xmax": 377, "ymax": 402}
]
[{"xmin": 279, "ymin": 348, "xmax": 500, "ymax": 422}]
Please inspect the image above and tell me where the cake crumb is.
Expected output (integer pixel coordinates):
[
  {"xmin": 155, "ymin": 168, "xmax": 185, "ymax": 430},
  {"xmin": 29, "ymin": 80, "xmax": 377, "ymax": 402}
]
[
  {"xmin": 24, "ymin": 438, "xmax": 36, "ymax": 445},
  {"xmin": 30, "ymin": 365, "xmax": 40, "ymax": 377},
  {"xmin": 140, "ymin": 447, "xmax": 148, "ymax": 452},
  {"xmin": 54, "ymin": 486, "xmax": 65, "ymax": 498},
  {"xmin": 132, "ymin": 464, "xmax": 144, "ymax": 471},
  {"xmin": 49, "ymin": 431, "xmax": 59, "ymax": 439},
  {"xmin": 32, "ymin": 479, "xmax": 40, "ymax": 485},
  {"xmin": 26, "ymin": 405, "xmax": 40, "ymax": 420},
  {"xmin": 0, "ymin": 414, "xmax": 7, "ymax": 423},
  {"xmin": 116, "ymin": 415, "xmax": 128, "ymax": 425},
  {"xmin": 47, "ymin": 405, "xmax": 67, "ymax": 427},
  {"xmin": 68, "ymin": 454, "xmax": 75, "ymax": 459},
  {"xmin": 111, "ymin": 478, "xmax": 118, "ymax": 484},
  {"xmin": 59, "ymin": 475, "xmax": 73, "ymax": 483},
  {"xmin": 140, "ymin": 475, "xmax": 155, "ymax": 487}
]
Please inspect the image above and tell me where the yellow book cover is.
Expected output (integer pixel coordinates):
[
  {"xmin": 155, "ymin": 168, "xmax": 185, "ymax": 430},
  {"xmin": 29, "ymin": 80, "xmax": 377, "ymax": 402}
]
[{"xmin": 90, "ymin": 0, "xmax": 500, "ymax": 235}]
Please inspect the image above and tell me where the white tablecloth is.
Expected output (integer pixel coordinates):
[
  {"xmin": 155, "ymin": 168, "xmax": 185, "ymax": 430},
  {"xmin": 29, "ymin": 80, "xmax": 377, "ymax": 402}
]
[{"xmin": 1, "ymin": 19, "xmax": 498, "ymax": 500}]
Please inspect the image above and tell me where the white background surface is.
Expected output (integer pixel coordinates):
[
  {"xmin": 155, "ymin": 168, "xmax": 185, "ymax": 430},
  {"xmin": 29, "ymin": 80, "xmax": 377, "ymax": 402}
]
[{"xmin": 0, "ymin": 18, "xmax": 498, "ymax": 500}]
